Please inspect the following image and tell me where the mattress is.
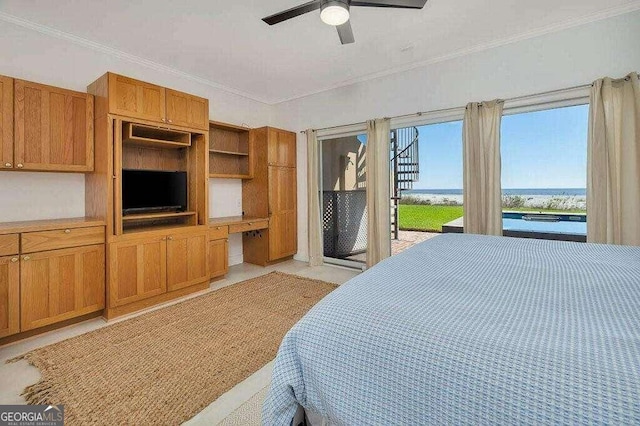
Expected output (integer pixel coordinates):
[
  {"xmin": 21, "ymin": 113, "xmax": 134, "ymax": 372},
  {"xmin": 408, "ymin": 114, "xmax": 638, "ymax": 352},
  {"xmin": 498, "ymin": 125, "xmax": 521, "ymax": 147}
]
[{"xmin": 262, "ymin": 234, "xmax": 640, "ymax": 425}]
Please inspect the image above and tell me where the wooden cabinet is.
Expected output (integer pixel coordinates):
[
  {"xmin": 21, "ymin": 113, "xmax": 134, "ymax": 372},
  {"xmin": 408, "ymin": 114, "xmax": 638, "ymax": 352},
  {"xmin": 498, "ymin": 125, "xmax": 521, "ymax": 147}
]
[
  {"xmin": 166, "ymin": 229, "xmax": 208, "ymax": 291},
  {"xmin": 20, "ymin": 244, "xmax": 105, "ymax": 331},
  {"xmin": 0, "ymin": 255, "xmax": 20, "ymax": 338},
  {"xmin": 14, "ymin": 79, "xmax": 94, "ymax": 172},
  {"xmin": 209, "ymin": 238, "xmax": 228, "ymax": 279},
  {"xmin": 268, "ymin": 128, "xmax": 296, "ymax": 168},
  {"xmin": 108, "ymin": 228, "xmax": 209, "ymax": 310},
  {"xmin": 166, "ymin": 89, "xmax": 208, "ymax": 130},
  {"xmin": 108, "ymin": 74, "xmax": 165, "ymax": 123},
  {"xmin": 108, "ymin": 237, "xmax": 167, "ymax": 307},
  {"xmin": 0, "ymin": 75, "xmax": 13, "ymax": 170},
  {"xmin": 243, "ymin": 127, "xmax": 297, "ymax": 265},
  {"xmin": 268, "ymin": 166, "xmax": 297, "ymax": 259},
  {"xmin": 106, "ymin": 73, "xmax": 208, "ymax": 130}
]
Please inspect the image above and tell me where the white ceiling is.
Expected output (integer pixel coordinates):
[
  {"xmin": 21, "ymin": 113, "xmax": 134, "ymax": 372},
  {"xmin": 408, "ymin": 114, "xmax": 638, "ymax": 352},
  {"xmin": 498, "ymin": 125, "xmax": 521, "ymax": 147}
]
[{"xmin": 1, "ymin": 0, "xmax": 639, "ymax": 104}]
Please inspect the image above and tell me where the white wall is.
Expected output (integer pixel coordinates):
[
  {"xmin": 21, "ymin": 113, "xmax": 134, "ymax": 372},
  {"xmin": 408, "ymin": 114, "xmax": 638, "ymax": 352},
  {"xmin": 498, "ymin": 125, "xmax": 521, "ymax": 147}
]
[
  {"xmin": 271, "ymin": 11, "xmax": 640, "ymax": 262},
  {"xmin": 0, "ymin": 21, "xmax": 273, "ymax": 265}
]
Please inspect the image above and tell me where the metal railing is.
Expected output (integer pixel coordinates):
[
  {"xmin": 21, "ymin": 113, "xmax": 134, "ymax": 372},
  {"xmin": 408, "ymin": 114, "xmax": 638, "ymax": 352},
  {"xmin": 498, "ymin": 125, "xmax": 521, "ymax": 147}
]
[{"xmin": 391, "ymin": 127, "xmax": 420, "ymax": 240}]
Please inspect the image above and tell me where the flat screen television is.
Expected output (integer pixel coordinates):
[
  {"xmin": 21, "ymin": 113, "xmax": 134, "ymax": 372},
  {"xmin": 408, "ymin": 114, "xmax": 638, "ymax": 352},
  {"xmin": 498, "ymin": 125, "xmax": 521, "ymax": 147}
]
[{"xmin": 122, "ymin": 169, "xmax": 187, "ymax": 215}]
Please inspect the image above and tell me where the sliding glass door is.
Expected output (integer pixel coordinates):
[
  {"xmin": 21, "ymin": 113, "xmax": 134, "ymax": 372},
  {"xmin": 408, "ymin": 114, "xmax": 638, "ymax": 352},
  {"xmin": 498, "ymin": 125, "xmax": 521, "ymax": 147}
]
[{"xmin": 320, "ymin": 133, "xmax": 368, "ymax": 267}]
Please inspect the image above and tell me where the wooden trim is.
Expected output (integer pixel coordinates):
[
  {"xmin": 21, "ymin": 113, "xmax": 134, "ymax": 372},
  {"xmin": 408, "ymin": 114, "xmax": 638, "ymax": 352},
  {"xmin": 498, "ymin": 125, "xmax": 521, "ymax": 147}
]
[
  {"xmin": 110, "ymin": 114, "xmax": 207, "ymax": 135},
  {"xmin": 0, "ymin": 311, "xmax": 103, "ymax": 347},
  {"xmin": 104, "ymin": 281, "xmax": 209, "ymax": 320},
  {"xmin": 121, "ymin": 211, "xmax": 197, "ymax": 222},
  {"xmin": 0, "ymin": 75, "xmax": 14, "ymax": 169}
]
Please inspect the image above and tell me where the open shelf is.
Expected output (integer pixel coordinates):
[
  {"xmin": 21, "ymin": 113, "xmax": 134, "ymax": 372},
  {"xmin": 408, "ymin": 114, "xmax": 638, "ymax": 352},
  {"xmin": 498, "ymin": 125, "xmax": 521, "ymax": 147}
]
[
  {"xmin": 209, "ymin": 121, "xmax": 252, "ymax": 179},
  {"xmin": 124, "ymin": 122, "xmax": 191, "ymax": 149},
  {"xmin": 209, "ymin": 149, "xmax": 249, "ymax": 156},
  {"xmin": 122, "ymin": 211, "xmax": 197, "ymax": 222}
]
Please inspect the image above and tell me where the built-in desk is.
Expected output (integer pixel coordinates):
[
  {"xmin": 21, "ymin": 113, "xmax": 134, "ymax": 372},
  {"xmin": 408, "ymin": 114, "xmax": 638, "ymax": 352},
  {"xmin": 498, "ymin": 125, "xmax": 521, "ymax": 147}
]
[
  {"xmin": 208, "ymin": 216, "xmax": 269, "ymax": 233},
  {"xmin": 207, "ymin": 216, "xmax": 269, "ymax": 278}
]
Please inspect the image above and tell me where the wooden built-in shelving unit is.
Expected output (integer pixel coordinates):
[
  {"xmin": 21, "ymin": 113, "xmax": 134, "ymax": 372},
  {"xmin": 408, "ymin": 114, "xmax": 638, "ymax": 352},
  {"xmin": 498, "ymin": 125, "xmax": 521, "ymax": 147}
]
[
  {"xmin": 114, "ymin": 119, "xmax": 207, "ymax": 235},
  {"xmin": 209, "ymin": 121, "xmax": 253, "ymax": 179}
]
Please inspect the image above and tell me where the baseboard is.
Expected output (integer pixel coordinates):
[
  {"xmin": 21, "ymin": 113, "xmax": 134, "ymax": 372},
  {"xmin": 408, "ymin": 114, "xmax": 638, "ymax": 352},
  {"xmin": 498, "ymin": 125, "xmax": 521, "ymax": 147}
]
[{"xmin": 104, "ymin": 281, "xmax": 210, "ymax": 320}]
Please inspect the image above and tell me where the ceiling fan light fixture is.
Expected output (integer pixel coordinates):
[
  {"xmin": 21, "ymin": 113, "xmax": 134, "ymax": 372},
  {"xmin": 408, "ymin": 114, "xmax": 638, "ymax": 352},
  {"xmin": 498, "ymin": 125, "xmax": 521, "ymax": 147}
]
[{"xmin": 320, "ymin": 0, "xmax": 350, "ymax": 26}]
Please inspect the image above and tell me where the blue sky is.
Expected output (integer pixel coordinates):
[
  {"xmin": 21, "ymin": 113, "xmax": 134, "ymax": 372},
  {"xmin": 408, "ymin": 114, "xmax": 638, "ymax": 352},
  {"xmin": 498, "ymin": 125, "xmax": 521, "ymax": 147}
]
[{"xmin": 413, "ymin": 104, "xmax": 589, "ymax": 190}]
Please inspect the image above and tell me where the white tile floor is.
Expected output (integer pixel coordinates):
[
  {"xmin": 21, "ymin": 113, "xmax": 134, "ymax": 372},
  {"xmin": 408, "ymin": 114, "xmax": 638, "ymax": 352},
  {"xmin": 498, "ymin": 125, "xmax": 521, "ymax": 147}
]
[{"xmin": 0, "ymin": 260, "xmax": 360, "ymax": 425}]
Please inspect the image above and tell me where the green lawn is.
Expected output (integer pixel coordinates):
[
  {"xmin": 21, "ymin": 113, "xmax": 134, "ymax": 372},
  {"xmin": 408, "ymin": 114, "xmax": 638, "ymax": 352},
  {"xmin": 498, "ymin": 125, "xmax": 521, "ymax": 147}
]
[
  {"xmin": 398, "ymin": 205, "xmax": 586, "ymax": 232},
  {"xmin": 398, "ymin": 205, "xmax": 463, "ymax": 232}
]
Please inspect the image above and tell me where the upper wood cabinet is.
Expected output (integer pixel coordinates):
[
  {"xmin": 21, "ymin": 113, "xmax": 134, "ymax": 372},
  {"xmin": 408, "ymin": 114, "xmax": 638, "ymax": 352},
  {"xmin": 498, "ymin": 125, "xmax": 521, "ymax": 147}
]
[
  {"xmin": 166, "ymin": 89, "xmax": 209, "ymax": 130},
  {"xmin": 108, "ymin": 74, "xmax": 165, "ymax": 123},
  {"xmin": 14, "ymin": 80, "xmax": 94, "ymax": 172},
  {"xmin": 0, "ymin": 75, "xmax": 13, "ymax": 170},
  {"xmin": 20, "ymin": 244, "xmax": 105, "ymax": 331},
  {"xmin": 105, "ymin": 73, "xmax": 209, "ymax": 130},
  {"xmin": 267, "ymin": 128, "xmax": 296, "ymax": 168},
  {"xmin": 0, "ymin": 255, "xmax": 20, "ymax": 338}
]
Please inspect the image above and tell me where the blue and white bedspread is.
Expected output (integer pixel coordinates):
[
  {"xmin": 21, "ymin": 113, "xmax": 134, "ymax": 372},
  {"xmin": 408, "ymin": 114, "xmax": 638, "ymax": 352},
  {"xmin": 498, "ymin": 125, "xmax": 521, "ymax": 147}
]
[{"xmin": 262, "ymin": 234, "xmax": 640, "ymax": 425}]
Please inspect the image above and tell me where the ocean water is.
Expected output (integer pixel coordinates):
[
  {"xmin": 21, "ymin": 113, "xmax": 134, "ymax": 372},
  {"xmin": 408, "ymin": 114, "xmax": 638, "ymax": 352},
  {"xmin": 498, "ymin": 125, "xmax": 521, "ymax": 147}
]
[{"xmin": 404, "ymin": 188, "xmax": 586, "ymax": 196}]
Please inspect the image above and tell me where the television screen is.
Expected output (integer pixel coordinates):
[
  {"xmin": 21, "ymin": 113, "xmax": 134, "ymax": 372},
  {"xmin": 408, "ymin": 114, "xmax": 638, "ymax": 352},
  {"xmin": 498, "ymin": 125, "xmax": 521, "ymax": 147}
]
[{"xmin": 122, "ymin": 169, "xmax": 187, "ymax": 214}]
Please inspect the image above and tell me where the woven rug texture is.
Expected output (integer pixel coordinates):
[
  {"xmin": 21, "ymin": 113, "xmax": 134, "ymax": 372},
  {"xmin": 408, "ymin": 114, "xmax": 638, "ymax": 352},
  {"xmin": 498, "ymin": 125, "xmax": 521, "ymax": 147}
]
[{"xmin": 11, "ymin": 272, "xmax": 336, "ymax": 425}]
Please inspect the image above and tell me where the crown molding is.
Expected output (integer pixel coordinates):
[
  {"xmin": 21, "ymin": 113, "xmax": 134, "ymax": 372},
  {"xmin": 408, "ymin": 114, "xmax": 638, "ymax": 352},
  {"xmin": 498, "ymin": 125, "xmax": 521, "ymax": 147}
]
[
  {"xmin": 0, "ymin": 11, "xmax": 273, "ymax": 105},
  {"xmin": 1, "ymin": 1, "xmax": 639, "ymax": 106},
  {"xmin": 271, "ymin": 1, "xmax": 640, "ymax": 104}
]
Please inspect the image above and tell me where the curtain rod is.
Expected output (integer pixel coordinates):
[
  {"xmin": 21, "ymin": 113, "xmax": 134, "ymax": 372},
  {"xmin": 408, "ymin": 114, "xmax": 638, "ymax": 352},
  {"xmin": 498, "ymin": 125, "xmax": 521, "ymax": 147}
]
[{"xmin": 300, "ymin": 72, "xmax": 638, "ymax": 134}]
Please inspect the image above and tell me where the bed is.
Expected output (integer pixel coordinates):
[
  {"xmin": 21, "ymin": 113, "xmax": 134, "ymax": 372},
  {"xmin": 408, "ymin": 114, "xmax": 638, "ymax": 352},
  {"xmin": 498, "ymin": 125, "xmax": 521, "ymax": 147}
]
[{"xmin": 262, "ymin": 233, "xmax": 640, "ymax": 425}]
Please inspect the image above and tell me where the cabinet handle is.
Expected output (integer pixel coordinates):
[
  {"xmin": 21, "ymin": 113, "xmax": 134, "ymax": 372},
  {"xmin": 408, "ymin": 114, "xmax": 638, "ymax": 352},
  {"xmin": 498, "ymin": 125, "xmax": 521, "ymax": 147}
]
[
  {"xmin": 168, "ymin": 236, "xmax": 174, "ymax": 240},
  {"xmin": 4, "ymin": 162, "xmax": 11, "ymax": 168},
  {"xmin": 17, "ymin": 163, "xmax": 24, "ymax": 168},
  {"xmin": 64, "ymin": 229, "xmax": 71, "ymax": 234},
  {"xmin": 161, "ymin": 118, "xmax": 166, "ymax": 123},
  {"xmin": 11, "ymin": 257, "xmax": 18, "ymax": 263},
  {"xmin": 23, "ymin": 256, "xmax": 30, "ymax": 261},
  {"xmin": 161, "ymin": 237, "xmax": 167, "ymax": 241},
  {"xmin": 248, "ymin": 222, "xmax": 253, "ymax": 225},
  {"xmin": 168, "ymin": 119, "xmax": 173, "ymax": 123}
]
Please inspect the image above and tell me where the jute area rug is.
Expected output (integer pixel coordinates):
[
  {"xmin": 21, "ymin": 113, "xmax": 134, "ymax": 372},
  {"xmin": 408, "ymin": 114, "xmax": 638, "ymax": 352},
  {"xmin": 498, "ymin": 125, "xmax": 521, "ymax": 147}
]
[{"xmin": 11, "ymin": 272, "xmax": 337, "ymax": 425}]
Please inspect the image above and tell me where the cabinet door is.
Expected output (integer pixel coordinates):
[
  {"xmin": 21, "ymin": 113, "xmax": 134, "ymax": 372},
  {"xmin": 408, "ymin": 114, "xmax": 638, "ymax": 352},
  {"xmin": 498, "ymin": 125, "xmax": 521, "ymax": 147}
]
[
  {"xmin": 0, "ymin": 255, "xmax": 20, "ymax": 338},
  {"xmin": 108, "ymin": 73, "xmax": 165, "ymax": 122},
  {"xmin": 166, "ymin": 230, "xmax": 208, "ymax": 291},
  {"xmin": 21, "ymin": 245, "xmax": 105, "ymax": 331},
  {"xmin": 209, "ymin": 239, "xmax": 228, "ymax": 279},
  {"xmin": 165, "ymin": 89, "xmax": 209, "ymax": 130},
  {"xmin": 267, "ymin": 128, "xmax": 296, "ymax": 168},
  {"xmin": 268, "ymin": 166, "xmax": 297, "ymax": 260},
  {"xmin": 14, "ymin": 80, "xmax": 94, "ymax": 172},
  {"xmin": 109, "ymin": 238, "xmax": 166, "ymax": 307},
  {"xmin": 0, "ymin": 75, "xmax": 13, "ymax": 170}
]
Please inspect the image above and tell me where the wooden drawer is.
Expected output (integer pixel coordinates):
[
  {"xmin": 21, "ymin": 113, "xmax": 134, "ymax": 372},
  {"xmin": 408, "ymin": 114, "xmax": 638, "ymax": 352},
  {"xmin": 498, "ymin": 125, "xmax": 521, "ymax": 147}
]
[
  {"xmin": 209, "ymin": 225, "xmax": 229, "ymax": 241},
  {"xmin": 229, "ymin": 220, "xmax": 269, "ymax": 234},
  {"xmin": 0, "ymin": 234, "xmax": 19, "ymax": 256},
  {"xmin": 22, "ymin": 226, "xmax": 105, "ymax": 253}
]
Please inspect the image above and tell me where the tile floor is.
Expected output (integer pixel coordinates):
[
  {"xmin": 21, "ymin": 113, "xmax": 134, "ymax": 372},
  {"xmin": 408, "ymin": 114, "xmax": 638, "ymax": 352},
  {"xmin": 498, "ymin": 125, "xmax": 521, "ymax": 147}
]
[{"xmin": 0, "ymin": 260, "xmax": 360, "ymax": 425}]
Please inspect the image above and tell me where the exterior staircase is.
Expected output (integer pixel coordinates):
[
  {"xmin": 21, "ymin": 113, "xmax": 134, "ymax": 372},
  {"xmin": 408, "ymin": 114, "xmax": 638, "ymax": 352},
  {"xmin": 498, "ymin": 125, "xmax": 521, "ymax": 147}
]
[{"xmin": 390, "ymin": 127, "xmax": 420, "ymax": 240}]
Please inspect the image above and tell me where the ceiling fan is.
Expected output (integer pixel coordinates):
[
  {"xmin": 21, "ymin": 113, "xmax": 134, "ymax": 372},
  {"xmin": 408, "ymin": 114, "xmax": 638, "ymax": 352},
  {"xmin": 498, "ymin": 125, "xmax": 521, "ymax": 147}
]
[{"xmin": 262, "ymin": 0, "xmax": 428, "ymax": 45}]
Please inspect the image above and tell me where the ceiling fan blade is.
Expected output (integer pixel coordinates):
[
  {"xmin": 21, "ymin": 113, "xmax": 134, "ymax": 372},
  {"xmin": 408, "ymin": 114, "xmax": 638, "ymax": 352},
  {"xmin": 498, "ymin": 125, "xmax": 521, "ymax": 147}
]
[
  {"xmin": 336, "ymin": 21, "xmax": 355, "ymax": 45},
  {"xmin": 350, "ymin": 0, "xmax": 427, "ymax": 8},
  {"xmin": 262, "ymin": 1, "xmax": 321, "ymax": 25}
]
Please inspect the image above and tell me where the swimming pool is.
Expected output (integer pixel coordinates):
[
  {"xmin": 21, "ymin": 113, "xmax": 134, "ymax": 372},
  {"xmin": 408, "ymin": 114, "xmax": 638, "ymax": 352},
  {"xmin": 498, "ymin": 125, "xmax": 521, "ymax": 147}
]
[{"xmin": 442, "ymin": 212, "xmax": 587, "ymax": 242}]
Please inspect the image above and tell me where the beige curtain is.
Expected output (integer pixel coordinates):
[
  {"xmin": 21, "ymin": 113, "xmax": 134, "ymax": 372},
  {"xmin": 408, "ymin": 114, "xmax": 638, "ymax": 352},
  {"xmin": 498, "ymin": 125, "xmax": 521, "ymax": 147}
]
[
  {"xmin": 463, "ymin": 100, "xmax": 504, "ymax": 236},
  {"xmin": 587, "ymin": 73, "xmax": 640, "ymax": 245},
  {"xmin": 366, "ymin": 119, "xmax": 391, "ymax": 267},
  {"xmin": 306, "ymin": 129, "xmax": 323, "ymax": 266}
]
